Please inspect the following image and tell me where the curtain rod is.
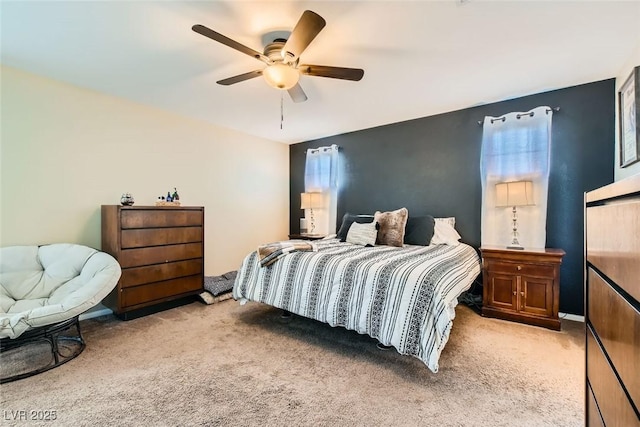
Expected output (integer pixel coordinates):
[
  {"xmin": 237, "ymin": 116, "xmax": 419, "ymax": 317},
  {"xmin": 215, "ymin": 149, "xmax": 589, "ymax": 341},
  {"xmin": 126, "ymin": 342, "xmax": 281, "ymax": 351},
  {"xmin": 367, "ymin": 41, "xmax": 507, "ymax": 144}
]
[
  {"xmin": 477, "ymin": 106, "xmax": 560, "ymax": 126},
  {"xmin": 304, "ymin": 145, "xmax": 341, "ymax": 153}
]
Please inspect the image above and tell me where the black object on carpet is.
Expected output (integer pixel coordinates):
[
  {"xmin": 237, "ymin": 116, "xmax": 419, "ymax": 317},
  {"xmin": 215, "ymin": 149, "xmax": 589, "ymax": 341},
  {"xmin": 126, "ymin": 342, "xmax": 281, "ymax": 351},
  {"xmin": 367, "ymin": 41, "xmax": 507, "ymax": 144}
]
[{"xmin": 204, "ymin": 271, "xmax": 237, "ymax": 296}]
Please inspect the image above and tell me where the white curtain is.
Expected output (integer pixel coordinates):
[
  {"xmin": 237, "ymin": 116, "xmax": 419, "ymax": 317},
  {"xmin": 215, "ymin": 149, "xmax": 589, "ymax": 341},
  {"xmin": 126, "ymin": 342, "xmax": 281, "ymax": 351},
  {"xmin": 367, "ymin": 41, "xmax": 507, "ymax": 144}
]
[
  {"xmin": 304, "ymin": 144, "xmax": 339, "ymax": 235},
  {"xmin": 481, "ymin": 106, "xmax": 552, "ymax": 248}
]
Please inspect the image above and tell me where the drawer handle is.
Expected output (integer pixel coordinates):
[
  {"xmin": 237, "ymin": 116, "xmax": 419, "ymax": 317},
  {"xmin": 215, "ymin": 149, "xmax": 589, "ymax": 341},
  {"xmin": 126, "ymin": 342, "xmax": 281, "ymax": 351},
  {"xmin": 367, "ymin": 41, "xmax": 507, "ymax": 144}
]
[
  {"xmin": 517, "ymin": 265, "xmax": 522, "ymax": 271},
  {"xmin": 520, "ymin": 291, "xmax": 524, "ymax": 296},
  {"xmin": 512, "ymin": 291, "xmax": 517, "ymax": 296}
]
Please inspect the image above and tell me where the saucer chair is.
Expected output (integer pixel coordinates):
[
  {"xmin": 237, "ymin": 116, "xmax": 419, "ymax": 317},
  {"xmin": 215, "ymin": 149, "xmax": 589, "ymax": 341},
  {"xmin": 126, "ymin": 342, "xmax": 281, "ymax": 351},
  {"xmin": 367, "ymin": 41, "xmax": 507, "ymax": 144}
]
[{"xmin": 0, "ymin": 243, "xmax": 121, "ymax": 383}]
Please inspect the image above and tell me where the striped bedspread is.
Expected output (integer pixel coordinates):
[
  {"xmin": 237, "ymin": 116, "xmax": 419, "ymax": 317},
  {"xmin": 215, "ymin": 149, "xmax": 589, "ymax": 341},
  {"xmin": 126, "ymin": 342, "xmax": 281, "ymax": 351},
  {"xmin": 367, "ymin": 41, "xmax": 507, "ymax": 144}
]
[{"xmin": 233, "ymin": 238, "xmax": 481, "ymax": 373}]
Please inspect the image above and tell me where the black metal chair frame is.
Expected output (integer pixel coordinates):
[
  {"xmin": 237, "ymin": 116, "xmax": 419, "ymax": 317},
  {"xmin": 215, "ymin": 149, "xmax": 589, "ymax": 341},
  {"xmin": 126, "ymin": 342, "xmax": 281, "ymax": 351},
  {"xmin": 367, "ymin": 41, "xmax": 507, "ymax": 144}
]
[{"xmin": 0, "ymin": 316, "xmax": 86, "ymax": 384}]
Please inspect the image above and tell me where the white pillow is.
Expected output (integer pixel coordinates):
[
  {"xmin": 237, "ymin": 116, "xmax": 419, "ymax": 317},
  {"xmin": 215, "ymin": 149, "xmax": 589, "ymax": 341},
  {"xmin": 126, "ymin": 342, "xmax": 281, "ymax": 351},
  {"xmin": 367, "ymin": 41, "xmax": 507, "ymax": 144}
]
[
  {"xmin": 435, "ymin": 217, "xmax": 455, "ymax": 227},
  {"xmin": 346, "ymin": 221, "xmax": 378, "ymax": 246},
  {"xmin": 431, "ymin": 218, "xmax": 461, "ymax": 246}
]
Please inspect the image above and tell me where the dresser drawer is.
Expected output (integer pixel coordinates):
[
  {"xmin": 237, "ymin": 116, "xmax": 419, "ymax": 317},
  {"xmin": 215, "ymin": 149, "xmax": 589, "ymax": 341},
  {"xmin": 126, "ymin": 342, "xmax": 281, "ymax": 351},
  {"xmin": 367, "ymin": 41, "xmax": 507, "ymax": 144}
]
[
  {"xmin": 120, "ymin": 259, "xmax": 203, "ymax": 288},
  {"xmin": 588, "ymin": 267, "xmax": 640, "ymax": 407},
  {"xmin": 587, "ymin": 383, "xmax": 604, "ymax": 427},
  {"xmin": 587, "ymin": 327, "xmax": 640, "ymax": 427},
  {"xmin": 119, "ymin": 243, "xmax": 202, "ymax": 268},
  {"xmin": 121, "ymin": 209, "xmax": 203, "ymax": 229},
  {"xmin": 586, "ymin": 201, "xmax": 640, "ymax": 302},
  {"xmin": 121, "ymin": 275, "xmax": 203, "ymax": 308},
  {"xmin": 485, "ymin": 260, "xmax": 554, "ymax": 278},
  {"xmin": 121, "ymin": 227, "xmax": 202, "ymax": 248}
]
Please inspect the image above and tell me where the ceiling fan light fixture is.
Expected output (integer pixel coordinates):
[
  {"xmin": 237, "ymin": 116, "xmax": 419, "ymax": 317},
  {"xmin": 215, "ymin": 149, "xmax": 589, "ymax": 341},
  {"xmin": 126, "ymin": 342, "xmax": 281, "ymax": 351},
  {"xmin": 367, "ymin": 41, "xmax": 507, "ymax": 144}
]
[{"xmin": 262, "ymin": 63, "xmax": 299, "ymax": 90}]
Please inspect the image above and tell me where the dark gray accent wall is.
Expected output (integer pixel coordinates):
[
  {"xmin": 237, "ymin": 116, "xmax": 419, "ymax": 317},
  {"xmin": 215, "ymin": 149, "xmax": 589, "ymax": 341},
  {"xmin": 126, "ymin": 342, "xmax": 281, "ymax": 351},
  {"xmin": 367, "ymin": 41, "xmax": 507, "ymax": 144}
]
[{"xmin": 290, "ymin": 79, "xmax": 615, "ymax": 315}]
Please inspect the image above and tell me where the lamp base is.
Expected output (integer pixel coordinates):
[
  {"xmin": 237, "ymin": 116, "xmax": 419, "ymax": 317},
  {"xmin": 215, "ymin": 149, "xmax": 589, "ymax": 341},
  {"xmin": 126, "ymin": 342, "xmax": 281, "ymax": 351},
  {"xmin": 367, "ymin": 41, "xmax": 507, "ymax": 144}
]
[{"xmin": 506, "ymin": 244, "xmax": 525, "ymax": 250}]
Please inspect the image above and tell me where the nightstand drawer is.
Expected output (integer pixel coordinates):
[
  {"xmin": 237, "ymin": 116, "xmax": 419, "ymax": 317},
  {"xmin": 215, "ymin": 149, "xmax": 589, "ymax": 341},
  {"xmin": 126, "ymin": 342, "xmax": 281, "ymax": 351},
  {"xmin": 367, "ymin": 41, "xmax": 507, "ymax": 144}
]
[{"xmin": 485, "ymin": 260, "xmax": 554, "ymax": 278}]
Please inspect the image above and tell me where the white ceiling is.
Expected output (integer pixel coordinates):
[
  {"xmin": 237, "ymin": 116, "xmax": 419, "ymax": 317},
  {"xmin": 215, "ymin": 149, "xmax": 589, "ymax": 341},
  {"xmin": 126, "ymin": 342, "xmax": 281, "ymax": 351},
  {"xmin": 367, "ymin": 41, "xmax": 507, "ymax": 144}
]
[{"xmin": 2, "ymin": 1, "xmax": 640, "ymax": 144}]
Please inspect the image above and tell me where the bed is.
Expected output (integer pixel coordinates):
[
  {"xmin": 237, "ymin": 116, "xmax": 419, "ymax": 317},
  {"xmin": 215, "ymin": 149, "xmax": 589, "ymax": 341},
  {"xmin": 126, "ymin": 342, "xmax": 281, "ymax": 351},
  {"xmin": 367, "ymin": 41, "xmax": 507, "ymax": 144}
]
[{"xmin": 233, "ymin": 237, "xmax": 481, "ymax": 373}]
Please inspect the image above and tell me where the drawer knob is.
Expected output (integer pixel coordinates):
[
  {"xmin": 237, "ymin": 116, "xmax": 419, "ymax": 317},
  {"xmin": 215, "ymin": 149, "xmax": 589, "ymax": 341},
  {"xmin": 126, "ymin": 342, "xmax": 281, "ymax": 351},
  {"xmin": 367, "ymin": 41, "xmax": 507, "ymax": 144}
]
[
  {"xmin": 512, "ymin": 291, "xmax": 517, "ymax": 296},
  {"xmin": 520, "ymin": 291, "xmax": 524, "ymax": 296},
  {"xmin": 517, "ymin": 265, "xmax": 522, "ymax": 271}
]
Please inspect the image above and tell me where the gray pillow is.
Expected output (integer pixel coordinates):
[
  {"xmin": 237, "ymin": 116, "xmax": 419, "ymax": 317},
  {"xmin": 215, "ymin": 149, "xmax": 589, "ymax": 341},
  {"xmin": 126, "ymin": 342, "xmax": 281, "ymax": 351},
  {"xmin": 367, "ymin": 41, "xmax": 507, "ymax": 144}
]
[{"xmin": 404, "ymin": 215, "xmax": 436, "ymax": 246}]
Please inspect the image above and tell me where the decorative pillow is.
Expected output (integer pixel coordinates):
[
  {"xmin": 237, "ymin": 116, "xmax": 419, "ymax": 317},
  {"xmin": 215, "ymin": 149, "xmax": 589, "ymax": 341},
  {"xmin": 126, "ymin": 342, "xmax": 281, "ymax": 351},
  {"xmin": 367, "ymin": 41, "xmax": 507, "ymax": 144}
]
[
  {"xmin": 431, "ymin": 218, "xmax": 461, "ymax": 246},
  {"xmin": 346, "ymin": 221, "xmax": 378, "ymax": 246},
  {"xmin": 435, "ymin": 217, "xmax": 455, "ymax": 227},
  {"xmin": 404, "ymin": 215, "xmax": 435, "ymax": 246},
  {"xmin": 374, "ymin": 208, "xmax": 409, "ymax": 247},
  {"xmin": 336, "ymin": 213, "xmax": 374, "ymax": 242}
]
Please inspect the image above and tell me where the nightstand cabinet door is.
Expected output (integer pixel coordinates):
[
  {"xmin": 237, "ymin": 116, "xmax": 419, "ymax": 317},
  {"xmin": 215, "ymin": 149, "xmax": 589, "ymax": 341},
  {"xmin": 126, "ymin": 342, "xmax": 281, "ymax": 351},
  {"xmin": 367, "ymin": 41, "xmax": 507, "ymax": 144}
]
[
  {"xmin": 480, "ymin": 247, "xmax": 564, "ymax": 330},
  {"xmin": 520, "ymin": 275, "xmax": 554, "ymax": 317},
  {"xmin": 486, "ymin": 274, "xmax": 518, "ymax": 311}
]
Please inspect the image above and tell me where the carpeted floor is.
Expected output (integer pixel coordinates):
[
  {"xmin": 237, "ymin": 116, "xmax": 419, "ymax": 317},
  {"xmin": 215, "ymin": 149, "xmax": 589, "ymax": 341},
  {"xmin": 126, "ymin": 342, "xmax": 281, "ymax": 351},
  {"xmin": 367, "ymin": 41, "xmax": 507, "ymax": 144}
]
[{"xmin": 0, "ymin": 300, "xmax": 584, "ymax": 426}]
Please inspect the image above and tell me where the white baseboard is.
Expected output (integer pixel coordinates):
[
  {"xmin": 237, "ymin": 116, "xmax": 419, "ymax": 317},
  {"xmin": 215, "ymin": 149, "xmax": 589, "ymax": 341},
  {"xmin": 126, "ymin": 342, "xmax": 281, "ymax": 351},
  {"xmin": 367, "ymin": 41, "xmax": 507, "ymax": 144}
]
[
  {"xmin": 559, "ymin": 312, "xmax": 584, "ymax": 322},
  {"xmin": 79, "ymin": 307, "xmax": 113, "ymax": 321}
]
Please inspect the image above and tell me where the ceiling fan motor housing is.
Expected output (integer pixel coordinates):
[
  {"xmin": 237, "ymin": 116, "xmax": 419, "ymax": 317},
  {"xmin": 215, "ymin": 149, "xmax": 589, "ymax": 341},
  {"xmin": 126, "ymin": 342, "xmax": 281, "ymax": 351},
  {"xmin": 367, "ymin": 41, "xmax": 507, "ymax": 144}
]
[{"xmin": 264, "ymin": 39, "xmax": 297, "ymax": 65}]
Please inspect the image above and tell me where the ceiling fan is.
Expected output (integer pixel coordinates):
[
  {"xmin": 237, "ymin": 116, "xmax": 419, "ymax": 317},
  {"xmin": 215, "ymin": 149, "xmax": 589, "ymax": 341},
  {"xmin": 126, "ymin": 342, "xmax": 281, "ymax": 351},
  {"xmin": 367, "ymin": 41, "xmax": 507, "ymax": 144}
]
[{"xmin": 192, "ymin": 10, "xmax": 364, "ymax": 103}]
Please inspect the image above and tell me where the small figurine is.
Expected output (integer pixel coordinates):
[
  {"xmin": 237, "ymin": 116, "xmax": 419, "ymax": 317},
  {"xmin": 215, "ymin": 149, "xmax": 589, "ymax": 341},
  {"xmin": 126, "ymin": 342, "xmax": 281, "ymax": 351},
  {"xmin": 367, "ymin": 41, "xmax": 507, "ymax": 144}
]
[
  {"xmin": 172, "ymin": 187, "xmax": 180, "ymax": 201},
  {"xmin": 120, "ymin": 193, "xmax": 134, "ymax": 206},
  {"xmin": 166, "ymin": 191, "xmax": 173, "ymax": 202}
]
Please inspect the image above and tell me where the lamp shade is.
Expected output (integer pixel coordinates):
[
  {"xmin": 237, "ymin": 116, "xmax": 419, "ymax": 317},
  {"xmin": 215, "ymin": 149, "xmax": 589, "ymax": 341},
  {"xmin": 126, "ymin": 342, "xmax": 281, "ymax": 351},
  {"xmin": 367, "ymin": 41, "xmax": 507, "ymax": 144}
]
[
  {"xmin": 495, "ymin": 181, "xmax": 534, "ymax": 207},
  {"xmin": 263, "ymin": 64, "xmax": 300, "ymax": 90},
  {"xmin": 300, "ymin": 192, "xmax": 323, "ymax": 209}
]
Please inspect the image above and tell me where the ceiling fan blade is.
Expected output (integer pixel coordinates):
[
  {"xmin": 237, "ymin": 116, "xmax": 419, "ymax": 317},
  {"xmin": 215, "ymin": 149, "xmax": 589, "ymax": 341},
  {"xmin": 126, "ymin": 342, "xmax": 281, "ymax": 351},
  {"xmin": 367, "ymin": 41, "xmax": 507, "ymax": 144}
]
[
  {"xmin": 299, "ymin": 64, "xmax": 364, "ymax": 81},
  {"xmin": 288, "ymin": 83, "xmax": 308, "ymax": 103},
  {"xmin": 282, "ymin": 11, "xmax": 326, "ymax": 62},
  {"xmin": 217, "ymin": 70, "xmax": 263, "ymax": 86},
  {"xmin": 192, "ymin": 24, "xmax": 270, "ymax": 64}
]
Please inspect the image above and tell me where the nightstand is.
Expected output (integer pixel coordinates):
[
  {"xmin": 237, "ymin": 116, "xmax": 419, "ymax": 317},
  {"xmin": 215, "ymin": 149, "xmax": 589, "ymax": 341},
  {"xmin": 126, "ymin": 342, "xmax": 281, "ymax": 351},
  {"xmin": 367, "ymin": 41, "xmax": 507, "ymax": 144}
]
[
  {"xmin": 480, "ymin": 246, "xmax": 565, "ymax": 330},
  {"xmin": 288, "ymin": 233, "xmax": 326, "ymax": 241}
]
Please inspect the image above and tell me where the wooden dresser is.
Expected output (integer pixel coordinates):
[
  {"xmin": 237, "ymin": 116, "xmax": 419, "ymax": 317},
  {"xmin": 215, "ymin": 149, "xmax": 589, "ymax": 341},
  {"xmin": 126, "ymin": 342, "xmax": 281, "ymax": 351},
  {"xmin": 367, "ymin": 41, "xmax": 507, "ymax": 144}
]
[
  {"xmin": 481, "ymin": 246, "xmax": 564, "ymax": 330},
  {"xmin": 101, "ymin": 205, "xmax": 204, "ymax": 319},
  {"xmin": 585, "ymin": 176, "xmax": 640, "ymax": 427}
]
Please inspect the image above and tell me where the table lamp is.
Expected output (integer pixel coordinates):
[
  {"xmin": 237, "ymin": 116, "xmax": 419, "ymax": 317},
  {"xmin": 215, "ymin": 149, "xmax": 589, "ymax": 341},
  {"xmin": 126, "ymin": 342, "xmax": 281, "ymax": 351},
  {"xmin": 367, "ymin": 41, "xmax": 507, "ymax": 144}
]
[
  {"xmin": 300, "ymin": 192, "xmax": 323, "ymax": 234},
  {"xmin": 495, "ymin": 181, "xmax": 534, "ymax": 250}
]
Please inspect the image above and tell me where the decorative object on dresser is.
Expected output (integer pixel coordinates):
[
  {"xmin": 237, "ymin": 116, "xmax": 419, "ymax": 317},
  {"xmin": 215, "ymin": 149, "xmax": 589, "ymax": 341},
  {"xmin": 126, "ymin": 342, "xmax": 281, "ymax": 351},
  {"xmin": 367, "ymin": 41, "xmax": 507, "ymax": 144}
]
[
  {"xmin": 480, "ymin": 246, "xmax": 564, "ymax": 330},
  {"xmin": 101, "ymin": 205, "xmax": 204, "ymax": 320},
  {"xmin": 300, "ymin": 192, "xmax": 323, "ymax": 234},
  {"xmin": 120, "ymin": 193, "xmax": 134, "ymax": 206},
  {"xmin": 585, "ymin": 175, "xmax": 640, "ymax": 427},
  {"xmin": 156, "ymin": 188, "xmax": 181, "ymax": 206},
  {"xmin": 494, "ymin": 180, "xmax": 534, "ymax": 250}
]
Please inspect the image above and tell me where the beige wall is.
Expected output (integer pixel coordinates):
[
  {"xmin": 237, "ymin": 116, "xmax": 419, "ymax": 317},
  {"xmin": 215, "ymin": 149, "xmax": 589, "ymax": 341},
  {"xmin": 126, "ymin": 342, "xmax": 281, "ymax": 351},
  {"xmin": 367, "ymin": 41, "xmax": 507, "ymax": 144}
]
[
  {"xmin": 615, "ymin": 41, "xmax": 640, "ymax": 181},
  {"xmin": 0, "ymin": 65, "xmax": 289, "ymax": 275}
]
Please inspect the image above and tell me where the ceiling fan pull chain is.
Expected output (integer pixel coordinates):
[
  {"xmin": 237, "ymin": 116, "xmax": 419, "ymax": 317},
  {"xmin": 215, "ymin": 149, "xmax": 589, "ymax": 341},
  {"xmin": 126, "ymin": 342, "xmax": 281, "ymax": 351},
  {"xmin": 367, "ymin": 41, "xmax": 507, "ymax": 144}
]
[{"xmin": 280, "ymin": 92, "xmax": 284, "ymax": 130}]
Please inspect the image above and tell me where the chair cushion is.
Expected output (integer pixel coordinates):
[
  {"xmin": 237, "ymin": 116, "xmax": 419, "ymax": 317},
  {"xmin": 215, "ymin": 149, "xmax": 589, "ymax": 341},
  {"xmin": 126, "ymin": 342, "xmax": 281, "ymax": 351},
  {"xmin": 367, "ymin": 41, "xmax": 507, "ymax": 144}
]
[{"xmin": 0, "ymin": 243, "xmax": 121, "ymax": 339}]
